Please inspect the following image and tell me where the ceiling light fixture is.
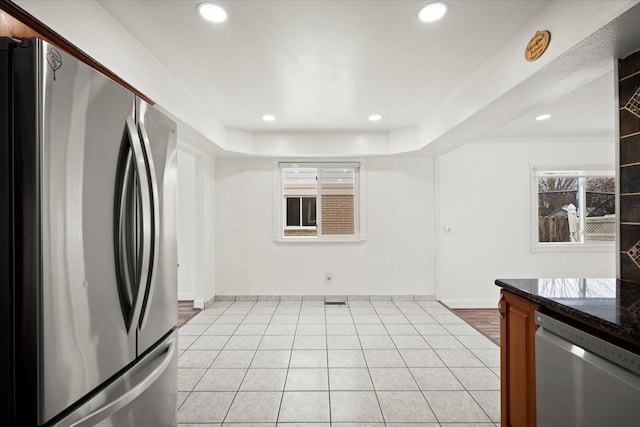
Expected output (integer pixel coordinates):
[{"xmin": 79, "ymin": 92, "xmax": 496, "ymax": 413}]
[
  {"xmin": 418, "ymin": 2, "xmax": 448, "ymax": 23},
  {"xmin": 535, "ymin": 114, "xmax": 551, "ymax": 121},
  {"xmin": 368, "ymin": 114, "xmax": 382, "ymax": 122},
  {"xmin": 262, "ymin": 114, "xmax": 276, "ymax": 122},
  {"xmin": 197, "ymin": 3, "xmax": 227, "ymax": 23}
]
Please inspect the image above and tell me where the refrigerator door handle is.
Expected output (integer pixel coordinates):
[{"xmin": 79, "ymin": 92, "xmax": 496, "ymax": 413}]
[
  {"xmin": 121, "ymin": 116, "xmax": 153, "ymax": 334},
  {"xmin": 136, "ymin": 120, "xmax": 160, "ymax": 330},
  {"xmin": 66, "ymin": 337, "xmax": 176, "ymax": 427},
  {"xmin": 114, "ymin": 148, "xmax": 136, "ymax": 323}
]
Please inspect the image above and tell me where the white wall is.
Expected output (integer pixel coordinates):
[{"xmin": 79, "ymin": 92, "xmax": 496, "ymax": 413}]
[
  {"xmin": 176, "ymin": 143, "xmax": 216, "ymax": 308},
  {"xmin": 197, "ymin": 153, "xmax": 216, "ymax": 307},
  {"xmin": 436, "ymin": 140, "xmax": 616, "ymax": 308},
  {"xmin": 215, "ymin": 156, "xmax": 436, "ymax": 297},
  {"xmin": 177, "ymin": 150, "xmax": 197, "ymax": 300}
]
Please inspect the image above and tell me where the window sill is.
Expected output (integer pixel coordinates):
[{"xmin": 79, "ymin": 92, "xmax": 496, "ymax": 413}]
[
  {"xmin": 531, "ymin": 241, "xmax": 615, "ymax": 253},
  {"xmin": 274, "ymin": 235, "xmax": 367, "ymax": 244}
]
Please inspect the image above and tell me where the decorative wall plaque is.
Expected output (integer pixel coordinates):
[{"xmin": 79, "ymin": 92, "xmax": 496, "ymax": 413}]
[{"xmin": 525, "ymin": 30, "xmax": 551, "ymax": 62}]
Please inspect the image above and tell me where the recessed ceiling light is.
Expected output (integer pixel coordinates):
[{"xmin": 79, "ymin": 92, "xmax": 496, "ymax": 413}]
[
  {"xmin": 262, "ymin": 114, "xmax": 276, "ymax": 122},
  {"xmin": 368, "ymin": 114, "xmax": 382, "ymax": 122},
  {"xmin": 197, "ymin": 3, "xmax": 227, "ymax": 23},
  {"xmin": 418, "ymin": 2, "xmax": 448, "ymax": 23},
  {"xmin": 535, "ymin": 114, "xmax": 552, "ymax": 121}
]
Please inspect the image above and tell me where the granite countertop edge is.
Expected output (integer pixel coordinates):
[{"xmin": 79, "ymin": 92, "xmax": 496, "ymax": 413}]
[{"xmin": 495, "ymin": 278, "xmax": 640, "ymax": 347}]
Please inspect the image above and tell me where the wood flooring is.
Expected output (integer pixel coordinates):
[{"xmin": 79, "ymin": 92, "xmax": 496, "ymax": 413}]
[
  {"xmin": 452, "ymin": 308, "xmax": 501, "ymax": 346},
  {"xmin": 178, "ymin": 300, "xmax": 201, "ymax": 327}
]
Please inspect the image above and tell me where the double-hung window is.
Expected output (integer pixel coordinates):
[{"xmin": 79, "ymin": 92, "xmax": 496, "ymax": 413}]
[
  {"xmin": 275, "ymin": 161, "xmax": 365, "ymax": 242},
  {"xmin": 532, "ymin": 168, "xmax": 615, "ymax": 250}
]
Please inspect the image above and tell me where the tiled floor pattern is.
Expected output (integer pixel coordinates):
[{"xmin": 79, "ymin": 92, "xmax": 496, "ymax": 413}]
[{"xmin": 177, "ymin": 299, "xmax": 500, "ymax": 426}]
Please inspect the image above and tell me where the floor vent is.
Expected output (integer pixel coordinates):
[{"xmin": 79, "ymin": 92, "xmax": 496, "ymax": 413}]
[{"xmin": 324, "ymin": 301, "xmax": 347, "ymax": 306}]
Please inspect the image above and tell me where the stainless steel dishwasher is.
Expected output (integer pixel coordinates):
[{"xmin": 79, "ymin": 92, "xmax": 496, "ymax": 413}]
[{"xmin": 535, "ymin": 311, "xmax": 640, "ymax": 426}]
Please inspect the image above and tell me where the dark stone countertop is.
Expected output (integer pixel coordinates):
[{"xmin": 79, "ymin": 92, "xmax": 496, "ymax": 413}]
[{"xmin": 496, "ymin": 278, "xmax": 640, "ymax": 347}]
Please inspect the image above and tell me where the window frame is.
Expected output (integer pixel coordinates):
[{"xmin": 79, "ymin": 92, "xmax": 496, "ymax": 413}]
[
  {"xmin": 273, "ymin": 159, "xmax": 367, "ymax": 243},
  {"xmin": 530, "ymin": 166, "xmax": 615, "ymax": 252},
  {"xmin": 284, "ymin": 196, "xmax": 317, "ymax": 230}
]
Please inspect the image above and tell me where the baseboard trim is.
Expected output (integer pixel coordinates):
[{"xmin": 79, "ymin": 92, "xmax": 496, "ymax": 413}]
[
  {"xmin": 213, "ymin": 294, "xmax": 436, "ymax": 302},
  {"xmin": 440, "ymin": 298, "xmax": 499, "ymax": 309},
  {"xmin": 189, "ymin": 295, "xmax": 216, "ymax": 309},
  {"xmin": 204, "ymin": 295, "xmax": 216, "ymax": 308},
  {"xmin": 178, "ymin": 292, "xmax": 195, "ymax": 301}
]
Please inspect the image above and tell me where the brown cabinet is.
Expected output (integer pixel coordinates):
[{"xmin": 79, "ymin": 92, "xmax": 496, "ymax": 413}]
[{"xmin": 499, "ymin": 290, "xmax": 539, "ymax": 427}]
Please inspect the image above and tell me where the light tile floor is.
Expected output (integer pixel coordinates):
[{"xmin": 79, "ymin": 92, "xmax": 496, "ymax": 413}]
[{"xmin": 177, "ymin": 299, "xmax": 500, "ymax": 426}]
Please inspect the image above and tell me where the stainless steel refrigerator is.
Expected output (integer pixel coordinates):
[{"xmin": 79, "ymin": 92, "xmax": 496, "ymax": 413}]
[{"xmin": 1, "ymin": 37, "xmax": 178, "ymax": 426}]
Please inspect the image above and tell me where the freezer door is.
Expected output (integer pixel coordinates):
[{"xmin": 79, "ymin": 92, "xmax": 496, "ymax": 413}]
[
  {"xmin": 13, "ymin": 39, "xmax": 139, "ymax": 424},
  {"xmin": 136, "ymin": 101, "xmax": 178, "ymax": 355},
  {"xmin": 53, "ymin": 332, "xmax": 177, "ymax": 427}
]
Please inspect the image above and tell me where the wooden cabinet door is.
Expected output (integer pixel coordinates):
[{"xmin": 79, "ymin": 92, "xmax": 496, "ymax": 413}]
[{"xmin": 499, "ymin": 290, "xmax": 539, "ymax": 427}]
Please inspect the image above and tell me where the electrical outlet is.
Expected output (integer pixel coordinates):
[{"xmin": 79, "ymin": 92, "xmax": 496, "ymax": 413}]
[{"xmin": 325, "ymin": 273, "xmax": 332, "ymax": 282}]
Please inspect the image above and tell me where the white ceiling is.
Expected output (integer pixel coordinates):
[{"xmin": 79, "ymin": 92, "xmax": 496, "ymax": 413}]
[
  {"xmin": 98, "ymin": 0, "xmax": 551, "ymax": 132},
  {"xmin": 488, "ymin": 71, "xmax": 616, "ymax": 138}
]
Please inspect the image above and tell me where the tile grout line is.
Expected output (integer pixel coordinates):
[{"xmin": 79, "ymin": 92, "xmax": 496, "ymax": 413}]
[
  {"xmin": 451, "ymin": 308, "xmax": 500, "ymax": 346},
  {"xmin": 183, "ymin": 300, "xmax": 233, "ymax": 352},
  {"xmin": 350, "ymin": 301, "xmax": 388, "ymax": 426},
  {"xmin": 176, "ymin": 300, "xmax": 234, "ymax": 416},
  {"xmin": 179, "ymin": 298, "xmax": 499, "ymax": 425},
  {"xmin": 219, "ymin": 300, "xmax": 262, "ymax": 424},
  {"xmin": 381, "ymin": 300, "xmax": 441, "ymax": 425},
  {"xmin": 325, "ymin": 302, "xmax": 332, "ymax": 425},
  {"xmin": 275, "ymin": 299, "xmax": 303, "ymax": 424},
  {"xmin": 424, "ymin": 301, "xmax": 499, "ymax": 423},
  {"xmin": 465, "ymin": 384, "xmax": 499, "ymax": 424},
  {"xmin": 441, "ymin": 305, "xmax": 499, "ymax": 371},
  {"xmin": 446, "ymin": 334, "xmax": 499, "ymax": 425},
  {"xmin": 414, "ymin": 302, "xmax": 484, "ymax": 421},
  {"xmin": 417, "ymin": 300, "xmax": 480, "ymax": 370}
]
